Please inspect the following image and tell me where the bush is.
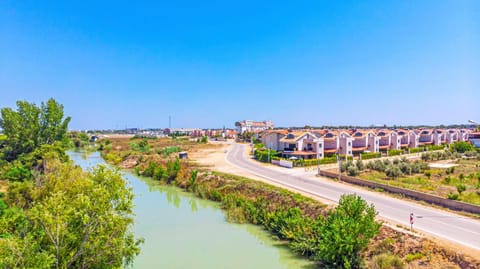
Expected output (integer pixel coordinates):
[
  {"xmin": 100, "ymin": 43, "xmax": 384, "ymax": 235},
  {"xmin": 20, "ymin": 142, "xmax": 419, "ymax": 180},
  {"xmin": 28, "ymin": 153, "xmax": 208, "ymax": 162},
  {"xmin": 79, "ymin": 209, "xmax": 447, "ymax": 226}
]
[
  {"xmin": 317, "ymin": 194, "xmax": 381, "ymax": 268},
  {"xmin": 399, "ymin": 162, "xmax": 412, "ymax": 175},
  {"xmin": 424, "ymin": 170, "xmax": 432, "ymax": 179},
  {"xmin": 355, "ymin": 160, "xmax": 364, "ymax": 171},
  {"xmin": 451, "ymin": 141, "xmax": 474, "ymax": 153},
  {"xmin": 385, "ymin": 165, "xmax": 402, "ymax": 179},
  {"xmin": 456, "ymin": 184, "xmax": 466, "ymax": 194},
  {"xmin": 409, "ymin": 147, "xmax": 424, "ymax": 154},
  {"xmin": 387, "ymin": 149, "xmax": 403, "ymax": 156},
  {"xmin": 361, "ymin": 152, "xmax": 380, "ymax": 160},
  {"xmin": 405, "ymin": 252, "xmax": 423, "ymax": 262},
  {"xmin": 254, "ymin": 149, "xmax": 279, "ymax": 163},
  {"xmin": 447, "ymin": 193, "xmax": 459, "ymax": 200},
  {"xmin": 371, "ymin": 254, "xmax": 405, "ymax": 269},
  {"xmin": 370, "ymin": 160, "xmax": 386, "ymax": 172},
  {"xmin": 347, "ymin": 166, "xmax": 359, "ymax": 176},
  {"xmin": 426, "ymin": 144, "xmax": 444, "ymax": 151},
  {"xmin": 446, "ymin": 166, "xmax": 455, "ymax": 175}
]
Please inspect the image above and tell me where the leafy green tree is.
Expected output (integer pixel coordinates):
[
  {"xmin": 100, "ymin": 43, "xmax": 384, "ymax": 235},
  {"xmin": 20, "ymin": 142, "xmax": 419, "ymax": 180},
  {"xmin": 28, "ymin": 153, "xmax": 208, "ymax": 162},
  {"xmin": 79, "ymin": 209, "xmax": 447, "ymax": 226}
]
[
  {"xmin": 386, "ymin": 165, "xmax": 402, "ymax": 179},
  {"xmin": 451, "ymin": 141, "xmax": 474, "ymax": 153},
  {"xmin": 0, "ymin": 161, "xmax": 142, "ymax": 268},
  {"xmin": 0, "ymin": 98, "xmax": 71, "ymax": 161},
  {"xmin": 317, "ymin": 194, "xmax": 381, "ymax": 269}
]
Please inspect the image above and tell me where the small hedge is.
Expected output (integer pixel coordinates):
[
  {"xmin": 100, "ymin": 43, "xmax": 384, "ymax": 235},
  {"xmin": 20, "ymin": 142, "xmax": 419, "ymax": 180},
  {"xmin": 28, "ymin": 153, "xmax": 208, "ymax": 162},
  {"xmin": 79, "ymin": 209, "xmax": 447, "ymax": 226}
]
[
  {"xmin": 409, "ymin": 148, "xmax": 424, "ymax": 153},
  {"xmin": 426, "ymin": 144, "xmax": 445, "ymax": 151},
  {"xmin": 387, "ymin": 149, "xmax": 404, "ymax": 156},
  {"xmin": 254, "ymin": 149, "xmax": 280, "ymax": 163},
  {"xmin": 361, "ymin": 152, "xmax": 381, "ymax": 160}
]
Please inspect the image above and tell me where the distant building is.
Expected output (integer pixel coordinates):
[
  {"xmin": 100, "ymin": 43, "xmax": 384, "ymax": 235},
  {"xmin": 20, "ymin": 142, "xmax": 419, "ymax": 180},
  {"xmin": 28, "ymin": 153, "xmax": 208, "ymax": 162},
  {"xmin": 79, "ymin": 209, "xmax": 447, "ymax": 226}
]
[
  {"xmin": 468, "ymin": 132, "xmax": 480, "ymax": 148},
  {"xmin": 235, "ymin": 120, "xmax": 274, "ymax": 134}
]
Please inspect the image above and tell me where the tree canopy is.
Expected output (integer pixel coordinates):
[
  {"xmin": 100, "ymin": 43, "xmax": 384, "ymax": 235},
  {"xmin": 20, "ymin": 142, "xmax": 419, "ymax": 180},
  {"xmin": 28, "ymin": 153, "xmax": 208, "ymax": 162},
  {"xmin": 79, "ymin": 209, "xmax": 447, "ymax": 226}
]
[
  {"xmin": 0, "ymin": 161, "xmax": 142, "ymax": 268},
  {"xmin": 0, "ymin": 98, "xmax": 142, "ymax": 268},
  {"xmin": 0, "ymin": 98, "xmax": 70, "ymax": 161}
]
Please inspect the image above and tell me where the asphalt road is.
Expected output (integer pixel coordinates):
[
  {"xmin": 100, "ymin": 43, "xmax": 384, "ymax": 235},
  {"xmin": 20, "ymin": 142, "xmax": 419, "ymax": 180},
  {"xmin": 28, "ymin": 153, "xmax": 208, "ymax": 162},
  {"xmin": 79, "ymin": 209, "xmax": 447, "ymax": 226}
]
[{"xmin": 226, "ymin": 143, "xmax": 480, "ymax": 251}]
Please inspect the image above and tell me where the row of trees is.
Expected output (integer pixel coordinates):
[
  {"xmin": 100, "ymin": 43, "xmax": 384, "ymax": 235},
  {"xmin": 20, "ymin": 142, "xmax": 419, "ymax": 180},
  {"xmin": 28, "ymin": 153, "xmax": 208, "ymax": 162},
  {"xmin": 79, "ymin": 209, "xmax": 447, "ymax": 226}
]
[
  {"xmin": 0, "ymin": 99, "xmax": 142, "ymax": 268},
  {"xmin": 341, "ymin": 158, "xmax": 430, "ymax": 179}
]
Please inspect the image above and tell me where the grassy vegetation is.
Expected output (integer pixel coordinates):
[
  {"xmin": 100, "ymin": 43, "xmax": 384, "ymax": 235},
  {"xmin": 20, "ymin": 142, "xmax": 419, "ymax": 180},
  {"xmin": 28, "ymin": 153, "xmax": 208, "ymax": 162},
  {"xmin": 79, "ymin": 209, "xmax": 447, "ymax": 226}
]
[
  {"xmin": 333, "ymin": 143, "xmax": 480, "ymax": 205},
  {"xmin": 354, "ymin": 158, "xmax": 480, "ymax": 205}
]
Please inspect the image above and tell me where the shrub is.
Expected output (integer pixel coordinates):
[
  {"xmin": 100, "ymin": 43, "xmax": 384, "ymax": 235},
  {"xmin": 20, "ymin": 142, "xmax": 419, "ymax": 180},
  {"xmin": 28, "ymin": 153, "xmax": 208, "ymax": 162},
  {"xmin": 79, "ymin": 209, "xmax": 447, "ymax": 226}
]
[
  {"xmin": 385, "ymin": 165, "xmax": 402, "ymax": 179},
  {"xmin": 371, "ymin": 254, "xmax": 405, "ymax": 269},
  {"xmin": 341, "ymin": 160, "xmax": 354, "ymax": 173},
  {"xmin": 405, "ymin": 252, "xmax": 423, "ymax": 262},
  {"xmin": 446, "ymin": 166, "xmax": 455, "ymax": 175},
  {"xmin": 347, "ymin": 166, "xmax": 359, "ymax": 176},
  {"xmin": 317, "ymin": 194, "xmax": 381, "ymax": 269},
  {"xmin": 424, "ymin": 170, "xmax": 432, "ymax": 179},
  {"xmin": 254, "ymin": 149, "xmax": 279, "ymax": 163},
  {"xmin": 399, "ymin": 162, "xmax": 412, "ymax": 175},
  {"xmin": 361, "ymin": 152, "xmax": 380, "ymax": 160},
  {"xmin": 388, "ymin": 149, "xmax": 403, "ymax": 156},
  {"xmin": 409, "ymin": 148, "xmax": 424, "ymax": 154},
  {"xmin": 447, "ymin": 193, "xmax": 459, "ymax": 200},
  {"xmin": 355, "ymin": 160, "xmax": 365, "ymax": 171},
  {"xmin": 451, "ymin": 141, "xmax": 474, "ymax": 153},
  {"xmin": 371, "ymin": 160, "xmax": 386, "ymax": 172},
  {"xmin": 456, "ymin": 184, "xmax": 466, "ymax": 194}
]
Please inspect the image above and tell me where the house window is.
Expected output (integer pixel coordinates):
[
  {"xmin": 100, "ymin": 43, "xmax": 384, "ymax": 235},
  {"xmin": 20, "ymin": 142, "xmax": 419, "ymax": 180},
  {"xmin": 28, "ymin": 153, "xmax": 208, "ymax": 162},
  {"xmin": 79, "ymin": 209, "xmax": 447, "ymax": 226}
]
[
  {"xmin": 348, "ymin": 151, "xmax": 351, "ymax": 155},
  {"xmin": 319, "ymin": 144, "xmax": 322, "ymax": 148},
  {"xmin": 348, "ymin": 142, "xmax": 351, "ymax": 146}
]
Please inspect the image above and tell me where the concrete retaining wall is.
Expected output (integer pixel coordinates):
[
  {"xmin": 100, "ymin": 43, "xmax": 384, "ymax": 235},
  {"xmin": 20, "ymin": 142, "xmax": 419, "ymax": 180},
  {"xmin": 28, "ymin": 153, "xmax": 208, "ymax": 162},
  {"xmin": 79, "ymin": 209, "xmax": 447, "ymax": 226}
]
[{"xmin": 319, "ymin": 170, "xmax": 480, "ymax": 215}]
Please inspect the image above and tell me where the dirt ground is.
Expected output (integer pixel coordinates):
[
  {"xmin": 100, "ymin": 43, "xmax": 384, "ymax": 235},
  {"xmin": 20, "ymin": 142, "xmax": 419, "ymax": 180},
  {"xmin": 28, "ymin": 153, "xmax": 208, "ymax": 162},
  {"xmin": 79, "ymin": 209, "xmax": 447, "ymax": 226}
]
[
  {"xmin": 188, "ymin": 140, "xmax": 336, "ymax": 205},
  {"xmin": 188, "ymin": 141, "xmax": 480, "ymax": 265}
]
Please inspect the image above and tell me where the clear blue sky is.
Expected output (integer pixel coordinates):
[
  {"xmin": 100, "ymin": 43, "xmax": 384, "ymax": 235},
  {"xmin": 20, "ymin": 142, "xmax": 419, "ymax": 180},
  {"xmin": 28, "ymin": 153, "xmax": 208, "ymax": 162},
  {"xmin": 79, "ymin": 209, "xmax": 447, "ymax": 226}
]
[{"xmin": 1, "ymin": 1, "xmax": 479, "ymax": 130}]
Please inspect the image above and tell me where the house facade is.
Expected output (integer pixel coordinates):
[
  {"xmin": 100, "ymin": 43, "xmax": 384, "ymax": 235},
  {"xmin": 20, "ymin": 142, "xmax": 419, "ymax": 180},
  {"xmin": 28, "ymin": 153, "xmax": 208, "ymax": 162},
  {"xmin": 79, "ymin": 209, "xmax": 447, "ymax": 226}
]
[{"xmin": 278, "ymin": 131, "xmax": 324, "ymax": 159}]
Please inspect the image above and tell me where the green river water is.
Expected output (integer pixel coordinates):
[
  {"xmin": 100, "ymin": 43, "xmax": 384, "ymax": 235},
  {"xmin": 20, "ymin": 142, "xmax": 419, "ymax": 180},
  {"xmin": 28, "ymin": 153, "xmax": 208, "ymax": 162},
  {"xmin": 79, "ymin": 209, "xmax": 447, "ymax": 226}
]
[{"xmin": 69, "ymin": 151, "xmax": 316, "ymax": 269}]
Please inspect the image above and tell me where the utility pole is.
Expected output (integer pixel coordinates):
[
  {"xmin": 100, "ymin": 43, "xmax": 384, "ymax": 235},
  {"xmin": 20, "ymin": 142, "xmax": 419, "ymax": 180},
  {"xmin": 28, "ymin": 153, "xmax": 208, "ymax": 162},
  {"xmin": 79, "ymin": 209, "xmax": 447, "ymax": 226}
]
[
  {"xmin": 316, "ymin": 151, "xmax": 320, "ymax": 176},
  {"xmin": 337, "ymin": 152, "xmax": 342, "ymax": 180}
]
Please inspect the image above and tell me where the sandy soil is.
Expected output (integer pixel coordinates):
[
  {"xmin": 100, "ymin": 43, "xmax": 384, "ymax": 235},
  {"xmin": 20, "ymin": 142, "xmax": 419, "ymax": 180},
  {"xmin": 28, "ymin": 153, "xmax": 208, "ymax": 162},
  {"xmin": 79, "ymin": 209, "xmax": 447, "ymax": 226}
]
[
  {"xmin": 189, "ymin": 141, "xmax": 480, "ymax": 260},
  {"xmin": 189, "ymin": 141, "xmax": 334, "ymax": 206}
]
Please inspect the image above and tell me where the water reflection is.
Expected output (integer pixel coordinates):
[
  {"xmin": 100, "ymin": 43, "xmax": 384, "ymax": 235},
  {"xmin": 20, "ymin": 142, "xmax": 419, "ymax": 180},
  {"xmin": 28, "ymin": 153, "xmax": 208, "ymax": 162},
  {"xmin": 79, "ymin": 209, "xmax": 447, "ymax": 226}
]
[{"xmin": 68, "ymin": 151, "xmax": 317, "ymax": 269}]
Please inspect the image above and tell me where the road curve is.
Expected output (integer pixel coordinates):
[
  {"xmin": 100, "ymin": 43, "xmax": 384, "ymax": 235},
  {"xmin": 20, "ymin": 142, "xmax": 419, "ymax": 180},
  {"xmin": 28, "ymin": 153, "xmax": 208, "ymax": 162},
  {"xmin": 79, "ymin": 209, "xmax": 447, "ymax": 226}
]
[{"xmin": 226, "ymin": 143, "xmax": 480, "ymax": 251}]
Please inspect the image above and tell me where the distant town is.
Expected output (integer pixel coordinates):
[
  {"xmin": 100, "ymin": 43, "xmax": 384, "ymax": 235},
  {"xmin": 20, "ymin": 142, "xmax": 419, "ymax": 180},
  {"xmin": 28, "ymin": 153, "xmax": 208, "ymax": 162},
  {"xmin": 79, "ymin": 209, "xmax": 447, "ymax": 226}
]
[{"xmin": 74, "ymin": 119, "xmax": 480, "ymax": 160}]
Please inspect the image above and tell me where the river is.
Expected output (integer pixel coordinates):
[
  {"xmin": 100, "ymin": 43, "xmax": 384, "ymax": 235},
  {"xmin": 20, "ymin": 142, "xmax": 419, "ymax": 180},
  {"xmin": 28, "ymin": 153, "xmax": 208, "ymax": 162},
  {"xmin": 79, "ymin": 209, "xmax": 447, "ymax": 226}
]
[{"xmin": 69, "ymin": 151, "xmax": 316, "ymax": 269}]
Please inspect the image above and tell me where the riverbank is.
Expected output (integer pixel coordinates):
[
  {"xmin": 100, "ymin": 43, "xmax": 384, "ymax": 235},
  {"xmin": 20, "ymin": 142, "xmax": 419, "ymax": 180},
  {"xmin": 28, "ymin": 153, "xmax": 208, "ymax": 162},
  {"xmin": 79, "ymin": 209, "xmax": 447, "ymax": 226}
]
[
  {"xmin": 99, "ymin": 136, "xmax": 480, "ymax": 268},
  {"xmin": 69, "ymin": 151, "xmax": 316, "ymax": 269}
]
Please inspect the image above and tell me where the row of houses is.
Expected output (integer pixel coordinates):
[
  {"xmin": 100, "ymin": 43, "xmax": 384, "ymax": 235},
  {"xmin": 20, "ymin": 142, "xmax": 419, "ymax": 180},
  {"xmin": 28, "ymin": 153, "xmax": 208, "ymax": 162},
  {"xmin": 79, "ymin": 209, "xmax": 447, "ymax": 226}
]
[
  {"xmin": 164, "ymin": 128, "xmax": 237, "ymax": 139},
  {"xmin": 261, "ymin": 128, "xmax": 475, "ymax": 159}
]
